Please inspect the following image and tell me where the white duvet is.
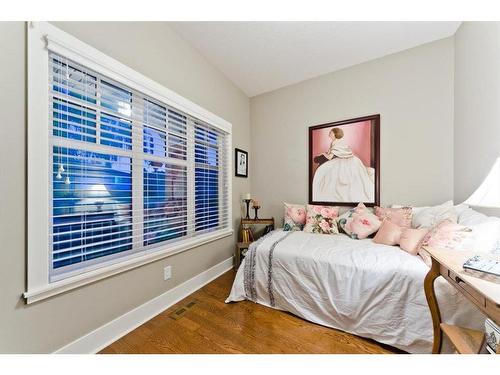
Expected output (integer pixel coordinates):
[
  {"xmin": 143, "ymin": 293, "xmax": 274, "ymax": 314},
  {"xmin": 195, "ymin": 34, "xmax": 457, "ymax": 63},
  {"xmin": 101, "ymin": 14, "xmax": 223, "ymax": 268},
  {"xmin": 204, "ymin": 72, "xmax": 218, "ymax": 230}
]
[{"xmin": 226, "ymin": 230, "xmax": 485, "ymax": 353}]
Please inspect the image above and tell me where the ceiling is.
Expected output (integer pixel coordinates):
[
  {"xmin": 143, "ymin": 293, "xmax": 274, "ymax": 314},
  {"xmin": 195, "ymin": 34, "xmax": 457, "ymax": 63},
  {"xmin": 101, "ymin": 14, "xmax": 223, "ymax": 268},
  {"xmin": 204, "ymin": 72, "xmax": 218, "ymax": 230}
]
[{"xmin": 169, "ymin": 22, "xmax": 461, "ymax": 97}]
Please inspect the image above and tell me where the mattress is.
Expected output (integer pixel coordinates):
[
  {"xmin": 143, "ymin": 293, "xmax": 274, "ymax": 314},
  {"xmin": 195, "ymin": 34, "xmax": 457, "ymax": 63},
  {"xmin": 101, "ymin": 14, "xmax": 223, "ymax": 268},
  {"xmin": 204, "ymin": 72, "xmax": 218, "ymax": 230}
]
[{"xmin": 226, "ymin": 230, "xmax": 485, "ymax": 353}]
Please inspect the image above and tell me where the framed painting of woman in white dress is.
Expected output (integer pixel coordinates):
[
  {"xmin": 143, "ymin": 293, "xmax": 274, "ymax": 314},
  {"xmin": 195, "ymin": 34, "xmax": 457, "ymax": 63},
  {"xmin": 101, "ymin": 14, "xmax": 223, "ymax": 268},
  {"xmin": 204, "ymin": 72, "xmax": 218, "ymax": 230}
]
[{"xmin": 309, "ymin": 115, "xmax": 380, "ymax": 206}]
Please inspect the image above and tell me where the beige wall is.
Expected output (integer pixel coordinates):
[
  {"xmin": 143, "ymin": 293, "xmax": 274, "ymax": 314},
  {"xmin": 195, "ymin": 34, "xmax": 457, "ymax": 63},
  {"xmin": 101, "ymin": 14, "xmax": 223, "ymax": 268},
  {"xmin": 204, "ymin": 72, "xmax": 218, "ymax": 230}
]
[
  {"xmin": 1, "ymin": 22, "xmax": 484, "ymax": 354},
  {"xmin": 0, "ymin": 22, "xmax": 250, "ymax": 353},
  {"xmin": 250, "ymin": 37, "xmax": 455, "ymax": 223},
  {"xmin": 454, "ymin": 22, "xmax": 500, "ymax": 203}
]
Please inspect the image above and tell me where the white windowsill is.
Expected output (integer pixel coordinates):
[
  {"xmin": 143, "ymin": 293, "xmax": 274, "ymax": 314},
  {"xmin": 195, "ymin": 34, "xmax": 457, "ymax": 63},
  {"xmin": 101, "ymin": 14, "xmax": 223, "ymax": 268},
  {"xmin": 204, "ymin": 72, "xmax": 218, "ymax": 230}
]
[{"xmin": 23, "ymin": 229, "xmax": 233, "ymax": 304}]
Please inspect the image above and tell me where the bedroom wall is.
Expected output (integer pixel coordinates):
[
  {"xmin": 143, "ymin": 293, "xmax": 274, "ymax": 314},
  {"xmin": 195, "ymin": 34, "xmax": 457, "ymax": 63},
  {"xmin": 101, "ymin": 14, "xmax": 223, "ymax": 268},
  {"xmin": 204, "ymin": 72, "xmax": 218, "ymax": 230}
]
[
  {"xmin": 454, "ymin": 22, "xmax": 500, "ymax": 204},
  {"xmin": 250, "ymin": 37, "xmax": 455, "ymax": 223},
  {"xmin": 0, "ymin": 22, "xmax": 250, "ymax": 353}
]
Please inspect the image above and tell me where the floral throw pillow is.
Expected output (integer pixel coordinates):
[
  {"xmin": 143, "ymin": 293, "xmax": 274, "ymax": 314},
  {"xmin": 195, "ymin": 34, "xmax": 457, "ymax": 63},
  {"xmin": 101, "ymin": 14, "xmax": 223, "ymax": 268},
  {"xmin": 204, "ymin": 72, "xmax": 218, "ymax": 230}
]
[
  {"xmin": 418, "ymin": 219, "xmax": 473, "ymax": 252},
  {"xmin": 374, "ymin": 206, "xmax": 412, "ymax": 228},
  {"xmin": 303, "ymin": 205, "xmax": 339, "ymax": 234},
  {"xmin": 283, "ymin": 202, "xmax": 307, "ymax": 231},
  {"xmin": 338, "ymin": 202, "xmax": 381, "ymax": 239}
]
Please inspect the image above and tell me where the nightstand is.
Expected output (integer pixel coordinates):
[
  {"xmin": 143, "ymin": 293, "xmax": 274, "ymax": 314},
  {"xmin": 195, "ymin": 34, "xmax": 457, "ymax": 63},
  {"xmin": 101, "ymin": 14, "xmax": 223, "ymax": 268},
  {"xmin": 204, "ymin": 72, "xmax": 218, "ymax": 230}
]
[
  {"xmin": 234, "ymin": 242, "xmax": 251, "ymax": 270},
  {"xmin": 424, "ymin": 246, "xmax": 500, "ymax": 354},
  {"xmin": 235, "ymin": 218, "xmax": 274, "ymax": 270},
  {"xmin": 238, "ymin": 218, "xmax": 274, "ymax": 242}
]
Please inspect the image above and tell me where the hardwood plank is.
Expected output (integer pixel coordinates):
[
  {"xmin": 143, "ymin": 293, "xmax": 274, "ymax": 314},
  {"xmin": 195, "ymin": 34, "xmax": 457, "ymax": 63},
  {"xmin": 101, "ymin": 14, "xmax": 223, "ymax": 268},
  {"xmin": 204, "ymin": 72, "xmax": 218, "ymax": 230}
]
[{"xmin": 100, "ymin": 271, "xmax": 401, "ymax": 354}]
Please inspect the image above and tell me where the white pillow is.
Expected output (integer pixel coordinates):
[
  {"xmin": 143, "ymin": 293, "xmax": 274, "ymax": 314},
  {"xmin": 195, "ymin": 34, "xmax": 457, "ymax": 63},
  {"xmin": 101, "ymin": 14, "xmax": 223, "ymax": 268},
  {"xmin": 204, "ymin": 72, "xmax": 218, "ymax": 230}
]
[
  {"xmin": 453, "ymin": 203, "xmax": 470, "ymax": 217},
  {"xmin": 458, "ymin": 207, "xmax": 489, "ymax": 226},
  {"xmin": 392, "ymin": 200, "xmax": 453, "ymax": 212},
  {"xmin": 456, "ymin": 207, "xmax": 500, "ymax": 254},
  {"xmin": 392, "ymin": 200, "xmax": 457, "ymax": 228},
  {"xmin": 462, "ymin": 218, "xmax": 500, "ymax": 254}
]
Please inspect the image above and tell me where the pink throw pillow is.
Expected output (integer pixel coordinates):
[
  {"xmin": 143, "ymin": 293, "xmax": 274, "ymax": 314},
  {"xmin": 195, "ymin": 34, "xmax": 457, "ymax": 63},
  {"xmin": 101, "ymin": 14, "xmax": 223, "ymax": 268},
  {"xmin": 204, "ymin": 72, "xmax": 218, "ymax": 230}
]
[
  {"xmin": 416, "ymin": 219, "xmax": 473, "ymax": 267},
  {"xmin": 418, "ymin": 219, "xmax": 473, "ymax": 251},
  {"xmin": 303, "ymin": 204, "xmax": 339, "ymax": 234},
  {"xmin": 373, "ymin": 220, "xmax": 402, "ymax": 246},
  {"xmin": 374, "ymin": 206, "xmax": 412, "ymax": 228},
  {"xmin": 338, "ymin": 202, "xmax": 381, "ymax": 239},
  {"xmin": 400, "ymin": 228, "xmax": 429, "ymax": 255}
]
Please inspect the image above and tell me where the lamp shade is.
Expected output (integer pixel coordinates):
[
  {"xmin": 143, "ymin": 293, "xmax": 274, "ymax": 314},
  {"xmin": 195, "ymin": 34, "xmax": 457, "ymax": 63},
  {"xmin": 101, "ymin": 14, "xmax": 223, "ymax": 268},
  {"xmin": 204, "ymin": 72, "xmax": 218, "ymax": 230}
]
[
  {"xmin": 464, "ymin": 157, "xmax": 500, "ymax": 208},
  {"xmin": 88, "ymin": 184, "xmax": 111, "ymax": 198}
]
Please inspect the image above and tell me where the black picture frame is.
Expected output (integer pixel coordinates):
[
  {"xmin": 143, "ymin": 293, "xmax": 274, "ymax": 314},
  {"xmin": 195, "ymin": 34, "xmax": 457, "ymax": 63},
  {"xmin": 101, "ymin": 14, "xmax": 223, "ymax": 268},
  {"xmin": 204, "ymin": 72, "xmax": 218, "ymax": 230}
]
[
  {"xmin": 235, "ymin": 148, "xmax": 248, "ymax": 178},
  {"xmin": 308, "ymin": 114, "xmax": 380, "ymax": 207}
]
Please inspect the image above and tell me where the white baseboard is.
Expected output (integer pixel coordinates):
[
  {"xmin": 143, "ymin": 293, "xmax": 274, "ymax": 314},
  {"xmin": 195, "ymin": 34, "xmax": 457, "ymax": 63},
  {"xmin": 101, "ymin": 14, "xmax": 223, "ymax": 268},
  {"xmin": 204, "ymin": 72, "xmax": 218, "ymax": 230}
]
[{"xmin": 54, "ymin": 257, "xmax": 233, "ymax": 354}]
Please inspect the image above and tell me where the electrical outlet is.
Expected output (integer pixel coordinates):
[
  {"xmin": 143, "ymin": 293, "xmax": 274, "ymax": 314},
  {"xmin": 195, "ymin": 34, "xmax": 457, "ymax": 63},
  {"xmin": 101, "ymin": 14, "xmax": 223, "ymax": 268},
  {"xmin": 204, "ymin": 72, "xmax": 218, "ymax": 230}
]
[{"xmin": 163, "ymin": 265, "xmax": 172, "ymax": 281}]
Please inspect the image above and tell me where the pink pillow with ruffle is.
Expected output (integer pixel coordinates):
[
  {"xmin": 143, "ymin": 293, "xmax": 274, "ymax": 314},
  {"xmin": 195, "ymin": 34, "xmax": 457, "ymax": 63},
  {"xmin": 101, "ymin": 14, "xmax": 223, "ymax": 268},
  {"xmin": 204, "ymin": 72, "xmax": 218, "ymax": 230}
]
[
  {"xmin": 303, "ymin": 204, "xmax": 339, "ymax": 234},
  {"xmin": 373, "ymin": 220, "xmax": 402, "ymax": 246},
  {"xmin": 338, "ymin": 202, "xmax": 381, "ymax": 239},
  {"xmin": 417, "ymin": 219, "xmax": 473, "ymax": 266},
  {"xmin": 374, "ymin": 206, "xmax": 412, "ymax": 228},
  {"xmin": 418, "ymin": 219, "xmax": 473, "ymax": 251}
]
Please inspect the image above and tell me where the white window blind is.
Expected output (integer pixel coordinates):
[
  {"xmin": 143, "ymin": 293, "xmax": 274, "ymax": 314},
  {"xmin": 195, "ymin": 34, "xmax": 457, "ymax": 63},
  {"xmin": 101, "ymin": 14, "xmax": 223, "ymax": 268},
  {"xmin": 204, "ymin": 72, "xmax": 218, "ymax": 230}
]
[{"xmin": 48, "ymin": 52, "xmax": 230, "ymax": 281}]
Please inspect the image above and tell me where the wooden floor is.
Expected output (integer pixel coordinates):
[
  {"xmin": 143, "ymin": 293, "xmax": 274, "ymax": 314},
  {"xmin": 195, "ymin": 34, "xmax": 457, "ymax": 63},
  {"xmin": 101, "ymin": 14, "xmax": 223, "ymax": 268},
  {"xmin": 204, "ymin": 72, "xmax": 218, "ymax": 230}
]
[{"xmin": 100, "ymin": 271, "xmax": 400, "ymax": 354}]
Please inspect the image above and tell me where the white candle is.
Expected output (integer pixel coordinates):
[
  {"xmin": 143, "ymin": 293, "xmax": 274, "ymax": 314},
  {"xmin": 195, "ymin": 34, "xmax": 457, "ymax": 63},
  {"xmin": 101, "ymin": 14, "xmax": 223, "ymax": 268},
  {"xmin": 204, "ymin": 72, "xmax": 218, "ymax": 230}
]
[{"xmin": 244, "ymin": 193, "xmax": 251, "ymax": 200}]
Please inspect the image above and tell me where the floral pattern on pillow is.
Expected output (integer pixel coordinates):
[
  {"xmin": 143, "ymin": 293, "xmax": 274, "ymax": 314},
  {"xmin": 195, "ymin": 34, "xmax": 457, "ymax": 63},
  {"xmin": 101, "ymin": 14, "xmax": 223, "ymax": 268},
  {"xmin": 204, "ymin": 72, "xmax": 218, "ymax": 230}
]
[
  {"xmin": 283, "ymin": 202, "xmax": 307, "ymax": 231},
  {"xmin": 338, "ymin": 202, "xmax": 381, "ymax": 239},
  {"xmin": 374, "ymin": 206, "xmax": 412, "ymax": 228},
  {"xmin": 303, "ymin": 205, "xmax": 339, "ymax": 234},
  {"xmin": 418, "ymin": 219, "xmax": 473, "ymax": 252}
]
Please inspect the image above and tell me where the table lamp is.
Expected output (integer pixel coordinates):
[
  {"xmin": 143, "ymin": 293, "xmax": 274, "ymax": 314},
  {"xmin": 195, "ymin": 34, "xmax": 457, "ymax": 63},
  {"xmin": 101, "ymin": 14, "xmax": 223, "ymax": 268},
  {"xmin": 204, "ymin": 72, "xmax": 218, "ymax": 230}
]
[
  {"xmin": 464, "ymin": 157, "xmax": 500, "ymax": 214},
  {"xmin": 89, "ymin": 184, "xmax": 111, "ymax": 211}
]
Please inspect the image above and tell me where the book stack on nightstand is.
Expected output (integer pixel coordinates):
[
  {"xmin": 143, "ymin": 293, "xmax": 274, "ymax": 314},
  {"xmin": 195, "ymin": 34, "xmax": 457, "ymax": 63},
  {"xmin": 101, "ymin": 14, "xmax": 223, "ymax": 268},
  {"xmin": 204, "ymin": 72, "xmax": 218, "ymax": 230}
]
[{"xmin": 234, "ymin": 217, "xmax": 274, "ymax": 270}]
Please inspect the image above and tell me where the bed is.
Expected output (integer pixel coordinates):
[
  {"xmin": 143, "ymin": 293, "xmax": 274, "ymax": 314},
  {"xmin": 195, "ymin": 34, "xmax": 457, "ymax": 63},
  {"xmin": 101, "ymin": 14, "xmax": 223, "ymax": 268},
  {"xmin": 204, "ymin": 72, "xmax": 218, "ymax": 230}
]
[{"xmin": 226, "ymin": 229, "xmax": 485, "ymax": 353}]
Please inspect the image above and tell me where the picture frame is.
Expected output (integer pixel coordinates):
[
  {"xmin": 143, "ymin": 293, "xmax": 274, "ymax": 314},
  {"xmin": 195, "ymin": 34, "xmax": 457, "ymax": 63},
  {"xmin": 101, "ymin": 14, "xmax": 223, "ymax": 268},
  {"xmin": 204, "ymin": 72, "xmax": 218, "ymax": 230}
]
[
  {"xmin": 235, "ymin": 148, "xmax": 248, "ymax": 178},
  {"xmin": 308, "ymin": 114, "xmax": 380, "ymax": 206}
]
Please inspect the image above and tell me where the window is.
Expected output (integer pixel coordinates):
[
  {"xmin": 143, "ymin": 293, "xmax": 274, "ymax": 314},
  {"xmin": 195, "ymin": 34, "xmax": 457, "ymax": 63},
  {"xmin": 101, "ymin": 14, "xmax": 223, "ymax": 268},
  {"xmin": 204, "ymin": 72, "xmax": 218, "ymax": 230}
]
[
  {"xmin": 48, "ymin": 53, "xmax": 230, "ymax": 279},
  {"xmin": 26, "ymin": 22, "xmax": 232, "ymax": 303}
]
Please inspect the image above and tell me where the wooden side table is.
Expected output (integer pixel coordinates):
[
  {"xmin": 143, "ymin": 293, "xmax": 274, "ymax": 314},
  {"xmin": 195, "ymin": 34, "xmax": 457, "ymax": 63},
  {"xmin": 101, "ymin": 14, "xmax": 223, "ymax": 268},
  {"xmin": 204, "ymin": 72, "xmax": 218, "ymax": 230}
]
[
  {"xmin": 238, "ymin": 218, "xmax": 274, "ymax": 242},
  {"xmin": 234, "ymin": 218, "xmax": 274, "ymax": 270},
  {"xmin": 424, "ymin": 246, "xmax": 500, "ymax": 354},
  {"xmin": 234, "ymin": 242, "xmax": 251, "ymax": 270}
]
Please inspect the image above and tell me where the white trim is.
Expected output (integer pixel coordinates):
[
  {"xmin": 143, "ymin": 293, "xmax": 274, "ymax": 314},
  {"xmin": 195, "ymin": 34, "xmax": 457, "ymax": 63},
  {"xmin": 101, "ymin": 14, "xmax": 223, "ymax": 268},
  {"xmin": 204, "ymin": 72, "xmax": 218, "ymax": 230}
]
[
  {"xmin": 226, "ymin": 133, "xmax": 233, "ymax": 226},
  {"xmin": 27, "ymin": 21, "xmax": 51, "ymax": 292},
  {"xmin": 40, "ymin": 22, "xmax": 232, "ymax": 134},
  {"xmin": 54, "ymin": 257, "xmax": 233, "ymax": 354},
  {"xmin": 24, "ymin": 229, "xmax": 233, "ymax": 304},
  {"xmin": 26, "ymin": 21, "xmax": 233, "ymax": 303}
]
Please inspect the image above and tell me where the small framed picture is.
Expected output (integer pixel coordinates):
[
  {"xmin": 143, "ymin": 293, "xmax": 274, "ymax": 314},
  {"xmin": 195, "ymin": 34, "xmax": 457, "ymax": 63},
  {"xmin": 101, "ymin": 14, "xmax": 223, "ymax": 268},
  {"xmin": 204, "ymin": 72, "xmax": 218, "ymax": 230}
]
[{"xmin": 235, "ymin": 148, "xmax": 248, "ymax": 178}]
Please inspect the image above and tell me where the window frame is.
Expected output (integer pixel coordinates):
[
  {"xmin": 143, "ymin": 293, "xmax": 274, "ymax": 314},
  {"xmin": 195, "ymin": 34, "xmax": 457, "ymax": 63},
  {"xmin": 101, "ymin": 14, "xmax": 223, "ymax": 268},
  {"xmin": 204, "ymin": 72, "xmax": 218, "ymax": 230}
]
[{"xmin": 25, "ymin": 22, "xmax": 233, "ymax": 304}]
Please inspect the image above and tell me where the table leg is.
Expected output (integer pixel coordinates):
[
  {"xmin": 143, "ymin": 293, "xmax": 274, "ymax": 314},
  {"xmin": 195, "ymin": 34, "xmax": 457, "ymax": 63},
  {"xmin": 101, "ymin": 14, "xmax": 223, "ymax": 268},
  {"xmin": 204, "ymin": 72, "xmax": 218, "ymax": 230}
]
[{"xmin": 424, "ymin": 258, "xmax": 443, "ymax": 354}]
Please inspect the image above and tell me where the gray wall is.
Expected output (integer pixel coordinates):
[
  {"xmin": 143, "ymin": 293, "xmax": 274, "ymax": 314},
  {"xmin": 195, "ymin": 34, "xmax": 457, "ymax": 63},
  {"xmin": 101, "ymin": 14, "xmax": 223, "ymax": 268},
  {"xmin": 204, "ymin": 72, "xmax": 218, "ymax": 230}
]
[
  {"xmin": 454, "ymin": 22, "xmax": 500, "ymax": 203},
  {"xmin": 0, "ymin": 22, "xmax": 250, "ymax": 353},
  {"xmin": 250, "ymin": 38, "xmax": 455, "ymax": 223}
]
